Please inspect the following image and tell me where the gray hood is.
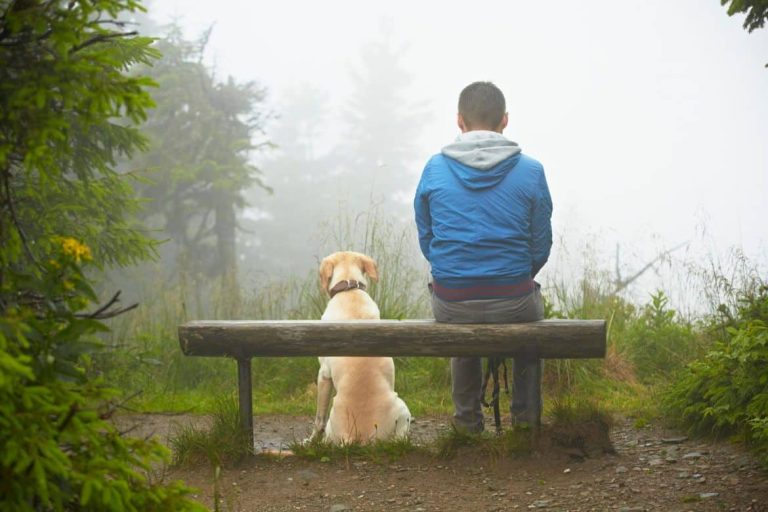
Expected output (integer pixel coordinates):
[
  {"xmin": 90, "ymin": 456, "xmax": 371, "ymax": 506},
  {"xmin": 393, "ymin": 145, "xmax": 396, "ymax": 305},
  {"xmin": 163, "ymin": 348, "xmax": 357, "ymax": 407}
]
[{"xmin": 441, "ymin": 130, "xmax": 521, "ymax": 170}]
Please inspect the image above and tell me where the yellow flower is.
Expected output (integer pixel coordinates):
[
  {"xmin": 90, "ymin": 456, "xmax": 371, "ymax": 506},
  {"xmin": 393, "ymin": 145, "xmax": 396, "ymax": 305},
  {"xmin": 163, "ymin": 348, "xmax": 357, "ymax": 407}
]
[{"xmin": 58, "ymin": 237, "xmax": 92, "ymax": 263}]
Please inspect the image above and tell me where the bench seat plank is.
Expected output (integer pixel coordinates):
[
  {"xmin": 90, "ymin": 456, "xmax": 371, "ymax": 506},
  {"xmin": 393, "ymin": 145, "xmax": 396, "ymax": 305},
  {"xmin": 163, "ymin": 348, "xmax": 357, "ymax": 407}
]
[{"xmin": 178, "ymin": 319, "xmax": 606, "ymax": 359}]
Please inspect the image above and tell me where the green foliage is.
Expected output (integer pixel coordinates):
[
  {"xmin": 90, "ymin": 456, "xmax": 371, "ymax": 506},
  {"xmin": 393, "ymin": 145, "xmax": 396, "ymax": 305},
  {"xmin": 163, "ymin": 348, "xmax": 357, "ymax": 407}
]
[
  {"xmin": 102, "ymin": 210, "xmax": 442, "ymax": 416},
  {"xmin": 0, "ymin": 244, "xmax": 203, "ymax": 510},
  {"xmin": 291, "ymin": 436, "xmax": 419, "ymax": 464},
  {"xmin": 0, "ymin": 0, "xmax": 160, "ymax": 268},
  {"xmin": 622, "ymin": 291, "xmax": 700, "ymax": 382},
  {"xmin": 721, "ymin": 0, "xmax": 768, "ymax": 32},
  {"xmin": 664, "ymin": 285, "xmax": 768, "ymax": 465},
  {"xmin": 170, "ymin": 395, "xmax": 252, "ymax": 466},
  {"xmin": 433, "ymin": 426, "xmax": 532, "ymax": 460},
  {"xmin": 130, "ymin": 24, "xmax": 271, "ymax": 278},
  {"xmin": 0, "ymin": 2, "xmax": 203, "ymax": 509},
  {"xmin": 542, "ymin": 272, "xmax": 641, "ymax": 401},
  {"xmin": 720, "ymin": 0, "xmax": 768, "ymax": 66}
]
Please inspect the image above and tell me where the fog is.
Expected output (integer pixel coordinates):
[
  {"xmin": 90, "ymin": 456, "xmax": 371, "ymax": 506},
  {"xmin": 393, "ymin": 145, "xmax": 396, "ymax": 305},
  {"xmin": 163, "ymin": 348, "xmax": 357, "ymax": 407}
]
[{"xmin": 148, "ymin": 0, "xmax": 767, "ymax": 307}]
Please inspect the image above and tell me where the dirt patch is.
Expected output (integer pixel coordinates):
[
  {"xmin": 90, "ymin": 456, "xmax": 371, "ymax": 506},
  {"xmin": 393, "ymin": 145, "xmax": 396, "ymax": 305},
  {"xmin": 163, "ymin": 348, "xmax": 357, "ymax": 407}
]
[{"xmin": 117, "ymin": 414, "xmax": 768, "ymax": 511}]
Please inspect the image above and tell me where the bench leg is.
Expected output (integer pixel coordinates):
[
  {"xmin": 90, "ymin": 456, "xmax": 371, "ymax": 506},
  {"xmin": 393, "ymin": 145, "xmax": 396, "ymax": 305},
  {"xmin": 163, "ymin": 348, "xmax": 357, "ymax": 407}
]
[{"xmin": 237, "ymin": 357, "xmax": 254, "ymax": 452}]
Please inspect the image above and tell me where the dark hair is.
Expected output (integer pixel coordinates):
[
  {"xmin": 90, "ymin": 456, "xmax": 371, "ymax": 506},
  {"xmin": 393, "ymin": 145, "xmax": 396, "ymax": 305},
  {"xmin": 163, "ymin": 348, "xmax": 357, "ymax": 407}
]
[{"xmin": 458, "ymin": 81, "xmax": 506, "ymax": 130}]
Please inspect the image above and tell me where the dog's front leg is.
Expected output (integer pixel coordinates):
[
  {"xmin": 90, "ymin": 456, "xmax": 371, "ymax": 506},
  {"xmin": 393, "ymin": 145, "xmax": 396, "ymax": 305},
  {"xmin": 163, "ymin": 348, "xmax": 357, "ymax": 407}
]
[{"xmin": 308, "ymin": 358, "xmax": 334, "ymax": 442}]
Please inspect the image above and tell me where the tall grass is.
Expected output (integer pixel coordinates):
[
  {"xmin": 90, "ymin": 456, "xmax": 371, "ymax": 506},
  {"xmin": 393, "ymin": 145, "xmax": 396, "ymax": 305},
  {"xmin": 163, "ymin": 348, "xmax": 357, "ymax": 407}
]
[
  {"xmin": 100, "ymin": 207, "xmax": 443, "ymax": 414},
  {"xmin": 101, "ymin": 208, "xmax": 766, "ymax": 435}
]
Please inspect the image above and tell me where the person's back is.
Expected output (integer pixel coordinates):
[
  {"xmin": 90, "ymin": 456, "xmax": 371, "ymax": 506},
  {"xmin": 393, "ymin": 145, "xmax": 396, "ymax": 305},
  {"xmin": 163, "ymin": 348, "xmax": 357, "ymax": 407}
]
[{"xmin": 413, "ymin": 81, "xmax": 553, "ymax": 431}]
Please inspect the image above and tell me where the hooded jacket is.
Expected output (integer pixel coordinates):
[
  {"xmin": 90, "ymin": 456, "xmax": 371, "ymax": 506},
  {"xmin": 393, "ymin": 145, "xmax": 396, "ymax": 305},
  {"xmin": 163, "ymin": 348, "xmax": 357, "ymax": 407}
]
[{"xmin": 414, "ymin": 131, "xmax": 552, "ymax": 301}]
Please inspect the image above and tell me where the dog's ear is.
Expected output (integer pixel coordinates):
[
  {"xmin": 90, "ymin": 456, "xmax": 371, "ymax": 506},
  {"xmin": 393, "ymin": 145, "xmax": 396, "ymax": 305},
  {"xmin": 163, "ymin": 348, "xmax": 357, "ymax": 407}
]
[
  {"xmin": 319, "ymin": 255, "xmax": 335, "ymax": 295},
  {"xmin": 360, "ymin": 255, "xmax": 379, "ymax": 282}
]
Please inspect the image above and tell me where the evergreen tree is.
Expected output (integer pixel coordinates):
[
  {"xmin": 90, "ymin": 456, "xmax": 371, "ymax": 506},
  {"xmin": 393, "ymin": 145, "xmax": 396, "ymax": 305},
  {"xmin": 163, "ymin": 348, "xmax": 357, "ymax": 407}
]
[
  {"xmin": 243, "ymin": 85, "xmax": 338, "ymax": 276},
  {"xmin": 0, "ymin": 1, "xmax": 202, "ymax": 509},
  {"xmin": 338, "ymin": 27, "xmax": 429, "ymax": 212},
  {"xmin": 132, "ymin": 25, "xmax": 271, "ymax": 280}
]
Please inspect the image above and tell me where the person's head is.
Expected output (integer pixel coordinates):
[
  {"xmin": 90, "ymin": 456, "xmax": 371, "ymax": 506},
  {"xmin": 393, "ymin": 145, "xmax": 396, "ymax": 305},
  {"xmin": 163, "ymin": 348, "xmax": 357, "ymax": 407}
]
[{"xmin": 457, "ymin": 81, "xmax": 508, "ymax": 133}]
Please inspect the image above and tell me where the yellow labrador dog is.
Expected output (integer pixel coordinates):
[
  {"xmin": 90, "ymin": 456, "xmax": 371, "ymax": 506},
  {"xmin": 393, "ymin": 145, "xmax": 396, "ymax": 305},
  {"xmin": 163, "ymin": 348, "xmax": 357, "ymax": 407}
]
[{"xmin": 309, "ymin": 251, "xmax": 412, "ymax": 443}]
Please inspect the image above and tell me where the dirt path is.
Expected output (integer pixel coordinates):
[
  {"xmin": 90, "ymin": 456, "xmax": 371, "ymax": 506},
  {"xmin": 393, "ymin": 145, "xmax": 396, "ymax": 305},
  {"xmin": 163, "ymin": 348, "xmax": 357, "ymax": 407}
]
[{"xmin": 120, "ymin": 414, "xmax": 768, "ymax": 511}]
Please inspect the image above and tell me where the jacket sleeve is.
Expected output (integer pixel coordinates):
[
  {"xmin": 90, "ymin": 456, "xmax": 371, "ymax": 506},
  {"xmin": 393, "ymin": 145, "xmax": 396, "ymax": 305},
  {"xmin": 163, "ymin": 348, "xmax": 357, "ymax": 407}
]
[
  {"xmin": 413, "ymin": 162, "xmax": 433, "ymax": 261},
  {"xmin": 531, "ymin": 168, "xmax": 553, "ymax": 278}
]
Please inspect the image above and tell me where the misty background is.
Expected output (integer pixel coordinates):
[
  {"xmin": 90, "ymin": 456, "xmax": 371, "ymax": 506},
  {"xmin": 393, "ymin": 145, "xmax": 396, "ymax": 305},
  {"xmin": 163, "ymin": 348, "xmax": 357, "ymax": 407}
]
[{"xmin": 127, "ymin": 0, "xmax": 767, "ymax": 315}]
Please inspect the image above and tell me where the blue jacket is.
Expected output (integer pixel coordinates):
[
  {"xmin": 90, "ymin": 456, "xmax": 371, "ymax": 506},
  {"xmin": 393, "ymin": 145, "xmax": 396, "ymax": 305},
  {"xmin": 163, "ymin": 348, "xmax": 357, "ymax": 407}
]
[{"xmin": 414, "ymin": 132, "xmax": 552, "ymax": 299}]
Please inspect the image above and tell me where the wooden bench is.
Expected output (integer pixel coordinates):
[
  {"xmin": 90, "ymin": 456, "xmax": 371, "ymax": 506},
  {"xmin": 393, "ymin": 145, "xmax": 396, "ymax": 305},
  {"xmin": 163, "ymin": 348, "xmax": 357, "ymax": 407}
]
[{"xmin": 178, "ymin": 319, "xmax": 606, "ymax": 448}]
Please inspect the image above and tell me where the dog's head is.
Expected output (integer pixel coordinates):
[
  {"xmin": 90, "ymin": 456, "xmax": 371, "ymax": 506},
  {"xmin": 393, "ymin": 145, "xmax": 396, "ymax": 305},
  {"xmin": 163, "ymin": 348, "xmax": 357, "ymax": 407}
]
[{"xmin": 319, "ymin": 251, "xmax": 379, "ymax": 295}]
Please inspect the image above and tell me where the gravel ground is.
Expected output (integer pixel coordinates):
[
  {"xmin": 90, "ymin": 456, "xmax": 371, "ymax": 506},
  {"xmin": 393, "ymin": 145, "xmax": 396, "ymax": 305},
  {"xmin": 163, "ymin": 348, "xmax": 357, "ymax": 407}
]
[{"xmin": 118, "ymin": 413, "xmax": 768, "ymax": 511}]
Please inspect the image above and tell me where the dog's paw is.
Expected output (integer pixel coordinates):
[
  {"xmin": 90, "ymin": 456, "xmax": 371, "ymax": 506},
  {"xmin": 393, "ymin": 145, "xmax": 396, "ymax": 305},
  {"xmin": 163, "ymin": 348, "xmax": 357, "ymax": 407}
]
[{"xmin": 303, "ymin": 429, "xmax": 324, "ymax": 445}]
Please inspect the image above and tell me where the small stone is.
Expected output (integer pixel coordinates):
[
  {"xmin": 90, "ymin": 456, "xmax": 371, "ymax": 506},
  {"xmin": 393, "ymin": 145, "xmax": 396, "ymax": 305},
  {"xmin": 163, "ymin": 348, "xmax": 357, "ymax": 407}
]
[
  {"xmin": 531, "ymin": 500, "xmax": 550, "ymax": 508},
  {"xmin": 297, "ymin": 470, "xmax": 319, "ymax": 481},
  {"xmin": 648, "ymin": 458, "xmax": 665, "ymax": 466},
  {"xmin": 563, "ymin": 468, "xmax": 571, "ymax": 474},
  {"xmin": 661, "ymin": 436, "xmax": 688, "ymax": 444},
  {"xmin": 700, "ymin": 492, "xmax": 720, "ymax": 499},
  {"xmin": 330, "ymin": 505, "xmax": 351, "ymax": 512},
  {"xmin": 615, "ymin": 466, "xmax": 628, "ymax": 474},
  {"xmin": 682, "ymin": 452, "xmax": 703, "ymax": 460}
]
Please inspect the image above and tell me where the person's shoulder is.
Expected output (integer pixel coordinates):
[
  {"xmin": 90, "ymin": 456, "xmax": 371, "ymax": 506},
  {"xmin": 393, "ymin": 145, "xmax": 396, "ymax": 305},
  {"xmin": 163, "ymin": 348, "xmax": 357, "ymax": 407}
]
[
  {"xmin": 422, "ymin": 153, "xmax": 448, "ymax": 174},
  {"xmin": 427, "ymin": 152, "xmax": 448, "ymax": 166},
  {"xmin": 517, "ymin": 153, "xmax": 545, "ymax": 173}
]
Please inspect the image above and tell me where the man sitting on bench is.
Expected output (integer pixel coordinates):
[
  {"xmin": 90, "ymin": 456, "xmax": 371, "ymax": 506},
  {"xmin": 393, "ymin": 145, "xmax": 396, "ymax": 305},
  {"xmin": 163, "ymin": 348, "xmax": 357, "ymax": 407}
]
[{"xmin": 413, "ymin": 81, "xmax": 554, "ymax": 432}]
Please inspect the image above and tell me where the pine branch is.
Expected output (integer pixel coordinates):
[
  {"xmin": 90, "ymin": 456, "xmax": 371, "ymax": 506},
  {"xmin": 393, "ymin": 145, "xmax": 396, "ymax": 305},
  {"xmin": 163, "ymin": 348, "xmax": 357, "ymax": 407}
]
[
  {"xmin": 71, "ymin": 30, "xmax": 138, "ymax": 53},
  {"xmin": 75, "ymin": 290, "xmax": 139, "ymax": 319},
  {"xmin": 2, "ymin": 166, "xmax": 43, "ymax": 270}
]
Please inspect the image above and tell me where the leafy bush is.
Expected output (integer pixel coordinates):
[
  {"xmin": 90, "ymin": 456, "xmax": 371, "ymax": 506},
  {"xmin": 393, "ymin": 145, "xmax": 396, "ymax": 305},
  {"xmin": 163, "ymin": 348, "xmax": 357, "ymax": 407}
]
[
  {"xmin": 621, "ymin": 291, "xmax": 700, "ymax": 382},
  {"xmin": 664, "ymin": 285, "xmax": 768, "ymax": 465},
  {"xmin": 0, "ymin": 243, "xmax": 203, "ymax": 511},
  {"xmin": 1, "ymin": 1, "xmax": 204, "ymax": 508}
]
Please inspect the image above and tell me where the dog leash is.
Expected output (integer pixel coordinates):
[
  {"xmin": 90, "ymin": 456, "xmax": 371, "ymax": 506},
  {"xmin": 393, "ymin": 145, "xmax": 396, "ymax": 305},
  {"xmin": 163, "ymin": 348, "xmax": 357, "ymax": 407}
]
[{"xmin": 480, "ymin": 357, "xmax": 509, "ymax": 434}]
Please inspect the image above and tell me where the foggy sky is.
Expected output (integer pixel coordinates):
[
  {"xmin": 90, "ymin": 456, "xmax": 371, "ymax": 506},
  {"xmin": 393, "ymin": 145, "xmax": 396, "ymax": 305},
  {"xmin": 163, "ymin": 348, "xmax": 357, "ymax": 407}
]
[{"xmin": 150, "ymin": 0, "xmax": 767, "ymax": 291}]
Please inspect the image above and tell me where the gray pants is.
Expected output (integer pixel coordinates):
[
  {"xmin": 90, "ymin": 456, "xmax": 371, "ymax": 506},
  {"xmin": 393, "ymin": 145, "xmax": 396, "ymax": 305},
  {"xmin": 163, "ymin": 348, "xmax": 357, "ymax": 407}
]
[{"xmin": 431, "ymin": 285, "xmax": 545, "ymax": 432}]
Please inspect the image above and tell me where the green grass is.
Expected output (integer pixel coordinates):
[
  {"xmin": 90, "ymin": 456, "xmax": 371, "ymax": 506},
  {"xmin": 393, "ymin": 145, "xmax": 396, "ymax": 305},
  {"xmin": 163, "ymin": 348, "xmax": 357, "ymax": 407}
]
[
  {"xmin": 102, "ymin": 211, "xmax": 768, "ymax": 467},
  {"xmin": 433, "ymin": 426, "xmax": 533, "ymax": 459},
  {"xmin": 170, "ymin": 395, "xmax": 252, "ymax": 466},
  {"xmin": 289, "ymin": 436, "xmax": 424, "ymax": 464}
]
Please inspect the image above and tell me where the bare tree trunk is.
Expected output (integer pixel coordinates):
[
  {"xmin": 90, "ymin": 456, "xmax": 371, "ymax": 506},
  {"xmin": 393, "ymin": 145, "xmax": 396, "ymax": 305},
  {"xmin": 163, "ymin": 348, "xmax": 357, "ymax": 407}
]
[{"xmin": 612, "ymin": 242, "xmax": 688, "ymax": 295}]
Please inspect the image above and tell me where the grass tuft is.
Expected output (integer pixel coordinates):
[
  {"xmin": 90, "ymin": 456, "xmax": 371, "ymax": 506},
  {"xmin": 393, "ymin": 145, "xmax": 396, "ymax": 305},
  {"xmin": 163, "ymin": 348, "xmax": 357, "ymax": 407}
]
[
  {"xmin": 289, "ymin": 435, "xmax": 422, "ymax": 464},
  {"xmin": 434, "ymin": 426, "xmax": 532, "ymax": 460},
  {"xmin": 170, "ymin": 395, "xmax": 252, "ymax": 466}
]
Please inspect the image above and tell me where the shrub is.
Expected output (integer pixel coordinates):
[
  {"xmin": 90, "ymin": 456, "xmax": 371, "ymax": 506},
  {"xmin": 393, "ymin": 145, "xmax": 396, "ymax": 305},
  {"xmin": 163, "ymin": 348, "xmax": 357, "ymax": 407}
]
[
  {"xmin": 622, "ymin": 290, "xmax": 700, "ymax": 382},
  {"xmin": 664, "ymin": 285, "xmax": 768, "ymax": 465},
  {"xmin": 0, "ymin": 243, "xmax": 203, "ymax": 511}
]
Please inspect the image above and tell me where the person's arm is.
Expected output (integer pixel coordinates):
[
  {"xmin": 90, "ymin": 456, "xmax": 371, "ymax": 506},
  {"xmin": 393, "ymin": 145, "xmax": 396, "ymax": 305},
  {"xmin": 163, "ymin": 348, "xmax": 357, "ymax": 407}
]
[
  {"xmin": 414, "ymin": 162, "xmax": 433, "ymax": 261},
  {"xmin": 530, "ymin": 168, "xmax": 553, "ymax": 278}
]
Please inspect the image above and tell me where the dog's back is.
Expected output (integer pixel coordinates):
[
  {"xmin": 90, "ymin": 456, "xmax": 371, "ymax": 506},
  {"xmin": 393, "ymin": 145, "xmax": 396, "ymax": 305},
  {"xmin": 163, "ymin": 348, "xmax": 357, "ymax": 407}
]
[{"xmin": 313, "ymin": 252, "xmax": 411, "ymax": 443}]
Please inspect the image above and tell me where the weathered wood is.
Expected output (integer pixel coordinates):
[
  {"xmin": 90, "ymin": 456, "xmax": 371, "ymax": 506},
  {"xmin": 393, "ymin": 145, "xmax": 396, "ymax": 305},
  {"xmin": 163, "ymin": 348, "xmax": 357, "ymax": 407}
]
[
  {"xmin": 236, "ymin": 357, "xmax": 254, "ymax": 452},
  {"xmin": 178, "ymin": 319, "xmax": 606, "ymax": 359}
]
